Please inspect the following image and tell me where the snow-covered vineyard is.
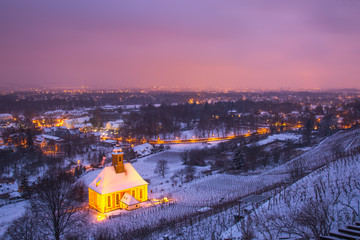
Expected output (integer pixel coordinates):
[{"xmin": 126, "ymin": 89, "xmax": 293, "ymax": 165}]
[{"xmin": 224, "ymin": 154, "xmax": 360, "ymax": 239}]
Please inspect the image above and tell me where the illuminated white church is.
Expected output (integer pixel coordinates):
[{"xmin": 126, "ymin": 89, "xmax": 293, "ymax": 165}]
[{"xmin": 88, "ymin": 145, "xmax": 148, "ymax": 213}]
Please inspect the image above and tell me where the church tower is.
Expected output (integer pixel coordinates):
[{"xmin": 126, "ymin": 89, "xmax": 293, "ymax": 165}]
[{"xmin": 112, "ymin": 145, "xmax": 125, "ymax": 173}]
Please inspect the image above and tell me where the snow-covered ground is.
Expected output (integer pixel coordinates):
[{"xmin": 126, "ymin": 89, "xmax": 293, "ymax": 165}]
[
  {"xmin": 152, "ymin": 127, "xmax": 360, "ymax": 239},
  {"xmin": 222, "ymin": 128, "xmax": 360, "ymax": 239},
  {"xmin": 250, "ymin": 133, "xmax": 301, "ymax": 147},
  {"xmin": 75, "ymin": 139, "xmax": 289, "ymax": 238},
  {"xmin": 167, "ymin": 141, "xmax": 224, "ymax": 152},
  {"xmin": 223, "ymin": 154, "xmax": 360, "ymax": 239},
  {"xmin": 153, "ymin": 128, "xmax": 253, "ymax": 141},
  {"xmin": 1, "ymin": 127, "xmax": 359, "ymax": 239},
  {"xmin": 0, "ymin": 200, "xmax": 28, "ymax": 236}
]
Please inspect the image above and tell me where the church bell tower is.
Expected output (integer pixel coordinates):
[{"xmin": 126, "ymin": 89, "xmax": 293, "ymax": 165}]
[{"xmin": 112, "ymin": 145, "xmax": 125, "ymax": 173}]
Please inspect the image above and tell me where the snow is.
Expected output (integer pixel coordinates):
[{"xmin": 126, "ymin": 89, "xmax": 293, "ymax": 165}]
[
  {"xmin": 105, "ymin": 120, "xmax": 124, "ymax": 131},
  {"xmin": 0, "ymin": 181, "xmax": 19, "ymax": 195},
  {"xmin": 88, "ymin": 163, "xmax": 148, "ymax": 194},
  {"xmin": 221, "ymin": 128, "xmax": 360, "ymax": 239},
  {"xmin": 81, "ymin": 169, "xmax": 102, "ymax": 186},
  {"xmin": 121, "ymin": 193, "xmax": 140, "ymax": 206},
  {"xmin": 0, "ymin": 201, "xmax": 28, "ymax": 237},
  {"xmin": 63, "ymin": 116, "xmax": 90, "ymax": 129},
  {"xmin": 252, "ymin": 133, "xmax": 301, "ymax": 147},
  {"xmin": 0, "ymin": 113, "xmax": 12, "ymax": 120},
  {"xmin": 223, "ymin": 154, "xmax": 360, "ymax": 239},
  {"xmin": 132, "ymin": 143, "xmax": 153, "ymax": 157},
  {"xmin": 168, "ymin": 141, "xmax": 223, "ymax": 152},
  {"xmin": 41, "ymin": 134, "xmax": 62, "ymax": 141},
  {"xmin": 102, "ymin": 139, "xmax": 117, "ymax": 145},
  {"xmin": 100, "ymin": 105, "xmax": 121, "ymax": 110},
  {"xmin": 197, "ymin": 207, "xmax": 212, "ymax": 213},
  {"xmin": 0, "ymin": 124, "xmax": 358, "ymax": 239}
]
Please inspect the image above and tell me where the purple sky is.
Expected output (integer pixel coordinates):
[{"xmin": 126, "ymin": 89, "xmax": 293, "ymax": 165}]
[{"xmin": 1, "ymin": 0, "xmax": 360, "ymax": 90}]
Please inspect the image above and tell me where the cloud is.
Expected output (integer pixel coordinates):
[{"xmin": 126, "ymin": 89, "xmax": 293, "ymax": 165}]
[{"xmin": 0, "ymin": 0, "xmax": 359, "ymax": 90}]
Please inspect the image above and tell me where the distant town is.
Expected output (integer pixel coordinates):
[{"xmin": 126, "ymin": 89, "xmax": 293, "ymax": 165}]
[{"xmin": 1, "ymin": 89, "xmax": 359, "ymax": 150}]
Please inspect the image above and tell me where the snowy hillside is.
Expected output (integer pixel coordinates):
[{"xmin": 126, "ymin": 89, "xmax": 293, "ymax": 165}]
[{"xmin": 223, "ymin": 129, "xmax": 360, "ymax": 239}]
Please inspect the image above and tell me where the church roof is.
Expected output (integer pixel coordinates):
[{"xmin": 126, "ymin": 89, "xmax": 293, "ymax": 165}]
[
  {"xmin": 88, "ymin": 163, "xmax": 148, "ymax": 195},
  {"xmin": 121, "ymin": 192, "xmax": 140, "ymax": 206}
]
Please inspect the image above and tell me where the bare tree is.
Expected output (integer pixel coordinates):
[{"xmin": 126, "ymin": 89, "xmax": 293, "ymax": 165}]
[
  {"xmin": 240, "ymin": 216, "xmax": 255, "ymax": 240},
  {"xmin": 290, "ymin": 199, "xmax": 333, "ymax": 239},
  {"xmin": 154, "ymin": 159, "xmax": 169, "ymax": 178},
  {"xmin": 287, "ymin": 158, "xmax": 306, "ymax": 182},
  {"xmin": 4, "ymin": 212, "xmax": 40, "ymax": 240},
  {"xmin": 180, "ymin": 150, "xmax": 189, "ymax": 164},
  {"xmin": 30, "ymin": 170, "xmax": 81, "ymax": 240},
  {"xmin": 185, "ymin": 165, "xmax": 196, "ymax": 182}
]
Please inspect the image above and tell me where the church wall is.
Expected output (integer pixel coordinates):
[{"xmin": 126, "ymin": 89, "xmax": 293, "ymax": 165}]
[
  {"xmin": 96, "ymin": 184, "xmax": 148, "ymax": 213},
  {"xmin": 89, "ymin": 188, "xmax": 103, "ymax": 212}
]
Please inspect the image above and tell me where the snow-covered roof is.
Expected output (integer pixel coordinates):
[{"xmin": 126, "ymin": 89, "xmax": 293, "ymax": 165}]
[
  {"xmin": 41, "ymin": 134, "xmax": 62, "ymax": 141},
  {"xmin": 121, "ymin": 192, "xmax": 140, "ymax": 206},
  {"xmin": 34, "ymin": 135, "xmax": 44, "ymax": 142},
  {"xmin": 113, "ymin": 145, "xmax": 124, "ymax": 155},
  {"xmin": 132, "ymin": 143, "xmax": 153, "ymax": 156},
  {"xmin": 63, "ymin": 116, "xmax": 90, "ymax": 129},
  {"xmin": 74, "ymin": 123, "xmax": 92, "ymax": 129},
  {"xmin": 88, "ymin": 163, "xmax": 148, "ymax": 195},
  {"xmin": 102, "ymin": 139, "xmax": 117, "ymax": 145},
  {"xmin": 0, "ymin": 113, "xmax": 12, "ymax": 120},
  {"xmin": 100, "ymin": 105, "xmax": 120, "ymax": 110},
  {"xmin": 227, "ymin": 110, "xmax": 237, "ymax": 114}
]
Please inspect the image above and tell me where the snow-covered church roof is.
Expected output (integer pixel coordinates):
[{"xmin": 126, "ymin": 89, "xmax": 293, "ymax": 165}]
[{"xmin": 88, "ymin": 163, "xmax": 148, "ymax": 195}]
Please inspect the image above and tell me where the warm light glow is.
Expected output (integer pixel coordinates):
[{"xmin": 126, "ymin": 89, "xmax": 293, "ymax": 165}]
[
  {"xmin": 97, "ymin": 213, "xmax": 106, "ymax": 221},
  {"xmin": 151, "ymin": 197, "xmax": 171, "ymax": 205}
]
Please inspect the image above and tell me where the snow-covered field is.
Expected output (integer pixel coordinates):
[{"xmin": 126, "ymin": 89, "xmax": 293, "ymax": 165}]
[
  {"xmin": 253, "ymin": 133, "xmax": 301, "ymax": 147},
  {"xmin": 153, "ymin": 128, "xmax": 253, "ymax": 141},
  {"xmin": 0, "ymin": 200, "xmax": 28, "ymax": 237}
]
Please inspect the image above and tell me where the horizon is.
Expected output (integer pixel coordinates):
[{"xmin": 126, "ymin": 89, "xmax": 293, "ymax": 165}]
[
  {"xmin": 1, "ymin": 0, "xmax": 360, "ymax": 90},
  {"xmin": 1, "ymin": 86, "xmax": 360, "ymax": 94}
]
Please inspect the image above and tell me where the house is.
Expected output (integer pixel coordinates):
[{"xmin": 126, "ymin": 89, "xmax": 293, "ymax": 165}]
[
  {"xmin": 42, "ymin": 127, "xmax": 59, "ymax": 136},
  {"xmin": 63, "ymin": 116, "xmax": 90, "ymax": 129},
  {"xmin": 88, "ymin": 145, "xmax": 148, "ymax": 213},
  {"xmin": 105, "ymin": 120, "xmax": 124, "ymax": 131},
  {"xmin": 34, "ymin": 134, "xmax": 64, "ymax": 156},
  {"xmin": 0, "ymin": 113, "xmax": 13, "ymax": 122},
  {"xmin": 132, "ymin": 143, "xmax": 154, "ymax": 157},
  {"xmin": 74, "ymin": 123, "xmax": 93, "ymax": 132},
  {"xmin": 0, "ymin": 137, "xmax": 6, "ymax": 150}
]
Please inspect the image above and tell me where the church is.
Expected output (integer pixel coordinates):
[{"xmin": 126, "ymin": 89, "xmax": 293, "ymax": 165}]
[{"xmin": 88, "ymin": 145, "xmax": 148, "ymax": 213}]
